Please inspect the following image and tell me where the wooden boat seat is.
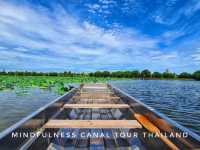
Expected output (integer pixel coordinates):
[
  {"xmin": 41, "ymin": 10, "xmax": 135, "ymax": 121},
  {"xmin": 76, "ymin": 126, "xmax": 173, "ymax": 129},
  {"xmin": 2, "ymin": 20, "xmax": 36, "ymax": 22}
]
[
  {"xmin": 82, "ymin": 86, "xmax": 107, "ymax": 89},
  {"xmin": 63, "ymin": 104, "xmax": 130, "ymax": 109},
  {"xmin": 44, "ymin": 120, "xmax": 142, "ymax": 129},
  {"xmin": 78, "ymin": 91, "xmax": 112, "ymax": 94},
  {"xmin": 72, "ymin": 95, "xmax": 120, "ymax": 100},
  {"xmin": 83, "ymin": 84, "xmax": 107, "ymax": 88}
]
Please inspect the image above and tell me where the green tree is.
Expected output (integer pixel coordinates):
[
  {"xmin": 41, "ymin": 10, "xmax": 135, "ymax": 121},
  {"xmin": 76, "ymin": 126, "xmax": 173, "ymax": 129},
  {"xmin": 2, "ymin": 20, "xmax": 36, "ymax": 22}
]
[
  {"xmin": 152, "ymin": 72, "xmax": 162, "ymax": 78},
  {"xmin": 102, "ymin": 71, "xmax": 110, "ymax": 77},
  {"xmin": 94, "ymin": 71, "xmax": 102, "ymax": 77},
  {"xmin": 163, "ymin": 70, "xmax": 176, "ymax": 79},
  {"xmin": 131, "ymin": 70, "xmax": 140, "ymax": 78},
  {"xmin": 89, "ymin": 72, "xmax": 94, "ymax": 77},
  {"xmin": 193, "ymin": 71, "xmax": 200, "ymax": 80},
  {"xmin": 110, "ymin": 71, "xmax": 123, "ymax": 78},
  {"xmin": 49, "ymin": 72, "xmax": 58, "ymax": 76},
  {"xmin": 0, "ymin": 70, "xmax": 6, "ymax": 75},
  {"xmin": 141, "ymin": 69, "xmax": 151, "ymax": 78},
  {"xmin": 178, "ymin": 72, "xmax": 192, "ymax": 79}
]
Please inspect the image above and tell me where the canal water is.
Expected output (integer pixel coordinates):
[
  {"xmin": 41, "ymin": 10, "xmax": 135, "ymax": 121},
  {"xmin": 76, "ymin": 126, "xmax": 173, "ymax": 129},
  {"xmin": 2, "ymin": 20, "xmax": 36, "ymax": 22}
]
[
  {"xmin": 0, "ymin": 80, "xmax": 199, "ymax": 136},
  {"xmin": 0, "ymin": 88, "xmax": 58, "ymax": 132},
  {"xmin": 111, "ymin": 80, "xmax": 200, "ymax": 135}
]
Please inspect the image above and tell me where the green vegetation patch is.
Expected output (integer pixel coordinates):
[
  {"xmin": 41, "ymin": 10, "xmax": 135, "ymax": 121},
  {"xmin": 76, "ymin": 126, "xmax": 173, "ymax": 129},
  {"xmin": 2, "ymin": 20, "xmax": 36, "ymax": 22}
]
[{"xmin": 0, "ymin": 76, "xmax": 121, "ymax": 95}]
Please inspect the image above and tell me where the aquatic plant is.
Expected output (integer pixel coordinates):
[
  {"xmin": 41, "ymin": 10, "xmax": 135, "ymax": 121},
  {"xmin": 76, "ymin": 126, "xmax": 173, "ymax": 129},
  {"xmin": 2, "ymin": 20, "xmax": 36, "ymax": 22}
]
[{"xmin": 0, "ymin": 76, "xmax": 121, "ymax": 94}]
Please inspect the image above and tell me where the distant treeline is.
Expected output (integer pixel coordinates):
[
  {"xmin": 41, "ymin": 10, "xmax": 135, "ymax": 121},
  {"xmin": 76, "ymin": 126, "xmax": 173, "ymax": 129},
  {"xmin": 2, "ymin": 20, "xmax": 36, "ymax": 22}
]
[{"xmin": 0, "ymin": 70, "xmax": 200, "ymax": 80}]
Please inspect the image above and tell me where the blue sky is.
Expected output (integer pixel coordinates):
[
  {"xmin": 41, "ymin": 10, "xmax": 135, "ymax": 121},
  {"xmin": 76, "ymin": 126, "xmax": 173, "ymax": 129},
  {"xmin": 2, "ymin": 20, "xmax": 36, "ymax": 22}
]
[{"xmin": 0, "ymin": 0, "xmax": 200, "ymax": 73}]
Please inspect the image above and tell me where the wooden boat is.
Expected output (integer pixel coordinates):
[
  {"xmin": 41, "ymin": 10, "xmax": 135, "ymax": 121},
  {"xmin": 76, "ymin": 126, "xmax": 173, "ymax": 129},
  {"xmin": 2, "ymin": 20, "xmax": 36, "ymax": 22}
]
[{"xmin": 0, "ymin": 83, "xmax": 200, "ymax": 150}]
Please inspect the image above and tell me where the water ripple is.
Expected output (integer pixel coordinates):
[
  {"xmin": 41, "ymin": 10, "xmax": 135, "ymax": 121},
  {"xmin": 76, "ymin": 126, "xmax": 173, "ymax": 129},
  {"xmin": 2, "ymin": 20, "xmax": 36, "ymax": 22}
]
[{"xmin": 111, "ymin": 80, "xmax": 200, "ymax": 135}]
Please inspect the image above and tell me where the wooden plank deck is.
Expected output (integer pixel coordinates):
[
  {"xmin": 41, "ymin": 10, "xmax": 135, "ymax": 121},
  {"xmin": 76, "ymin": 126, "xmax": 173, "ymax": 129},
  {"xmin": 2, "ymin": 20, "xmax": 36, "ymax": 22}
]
[
  {"xmin": 64, "ymin": 104, "xmax": 130, "ymax": 109},
  {"xmin": 46, "ymin": 83, "xmax": 143, "ymax": 149},
  {"xmin": 44, "ymin": 120, "xmax": 142, "ymax": 129}
]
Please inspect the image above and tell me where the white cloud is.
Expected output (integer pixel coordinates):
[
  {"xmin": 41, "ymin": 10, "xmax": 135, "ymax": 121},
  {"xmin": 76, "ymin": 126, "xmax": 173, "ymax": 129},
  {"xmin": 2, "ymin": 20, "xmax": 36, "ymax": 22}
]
[
  {"xmin": 191, "ymin": 49, "xmax": 200, "ymax": 64},
  {"xmin": 184, "ymin": 0, "xmax": 200, "ymax": 16},
  {"xmin": 166, "ymin": 0, "xmax": 179, "ymax": 6},
  {"xmin": 151, "ymin": 53, "xmax": 178, "ymax": 61},
  {"xmin": 86, "ymin": 0, "xmax": 117, "ymax": 16},
  {"xmin": 153, "ymin": 15, "xmax": 166, "ymax": 24},
  {"xmin": 162, "ymin": 31, "xmax": 184, "ymax": 39},
  {"xmin": 0, "ymin": 0, "xmax": 184, "ymax": 71},
  {"xmin": 120, "ymin": 0, "xmax": 143, "ymax": 14},
  {"xmin": 99, "ymin": 0, "xmax": 116, "ymax": 5},
  {"xmin": 87, "ymin": 4, "xmax": 100, "ymax": 10},
  {"xmin": 160, "ymin": 30, "xmax": 185, "ymax": 45},
  {"xmin": 152, "ymin": 0, "xmax": 200, "ymax": 26}
]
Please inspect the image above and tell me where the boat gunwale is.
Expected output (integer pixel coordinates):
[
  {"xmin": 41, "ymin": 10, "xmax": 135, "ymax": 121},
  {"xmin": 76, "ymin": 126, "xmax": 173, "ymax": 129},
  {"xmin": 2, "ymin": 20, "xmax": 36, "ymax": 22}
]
[
  {"xmin": 0, "ymin": 86, "xmax": 78, "ymax": 139},
  {"xmin": 109, "ymin": 83, "xmax": 200, "ymax": 142}
]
